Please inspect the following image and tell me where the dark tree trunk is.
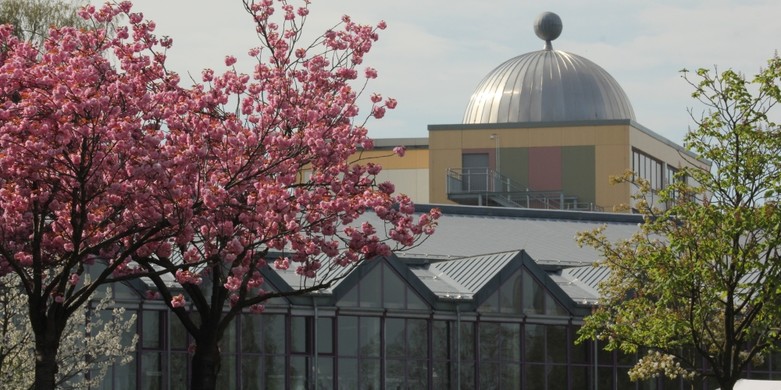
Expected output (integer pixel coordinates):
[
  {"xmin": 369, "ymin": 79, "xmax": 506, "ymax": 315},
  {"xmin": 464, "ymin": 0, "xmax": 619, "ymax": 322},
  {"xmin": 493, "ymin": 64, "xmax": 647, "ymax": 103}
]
[
  {"xmin": 190, "ymin": 337, "xmax": 221, "ymax": 390},
  {"xmin": 717, "ymin": 377, "xmax": 738, "ymax": 390},
  {"xmin": 33, "ymin": 330, "xmax": 60, "ymax": 390}
]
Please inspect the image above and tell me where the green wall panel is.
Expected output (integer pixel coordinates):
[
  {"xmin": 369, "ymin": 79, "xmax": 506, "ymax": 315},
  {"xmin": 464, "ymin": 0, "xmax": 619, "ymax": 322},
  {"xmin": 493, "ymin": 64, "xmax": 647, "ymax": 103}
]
[
  {"xmin": 500, "ymin": 148, "xmax": 529, "ymax": 190},
  {"xmin": 562, "ymin": 146, "xmax": 595, "ymax": 206}
]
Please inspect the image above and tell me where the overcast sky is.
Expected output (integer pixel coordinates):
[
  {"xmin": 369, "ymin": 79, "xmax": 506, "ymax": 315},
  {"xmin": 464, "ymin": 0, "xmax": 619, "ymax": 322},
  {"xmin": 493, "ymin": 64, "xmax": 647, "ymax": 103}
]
[{"xmin": 119, "ymin": 0, "xmax": 781, "ymax": 145}]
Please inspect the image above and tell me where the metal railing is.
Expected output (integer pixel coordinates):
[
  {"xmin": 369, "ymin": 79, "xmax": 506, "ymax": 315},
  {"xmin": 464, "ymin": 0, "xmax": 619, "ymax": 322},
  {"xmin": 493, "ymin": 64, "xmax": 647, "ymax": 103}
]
[{"xmin": 446, "ymin": 168, "xmax": 603, "ymax": 211}]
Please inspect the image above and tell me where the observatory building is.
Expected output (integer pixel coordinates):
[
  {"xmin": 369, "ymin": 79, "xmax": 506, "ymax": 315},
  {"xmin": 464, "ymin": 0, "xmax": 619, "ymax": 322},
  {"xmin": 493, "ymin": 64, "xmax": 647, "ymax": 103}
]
[{"xmin": 372, "ymin": 12, "xmax": 709, "ymax": 212}]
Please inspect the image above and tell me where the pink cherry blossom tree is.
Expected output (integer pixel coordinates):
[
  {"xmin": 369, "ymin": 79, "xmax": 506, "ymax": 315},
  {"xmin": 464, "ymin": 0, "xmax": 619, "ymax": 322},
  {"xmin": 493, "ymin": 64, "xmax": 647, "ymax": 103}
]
[
  {"xmin": 0, "ymin": 3, "xmax": 187, "ymax": 388},
  {"xmin": 131, "ymin": 1, "xmax": 439, "ymax": 388}
]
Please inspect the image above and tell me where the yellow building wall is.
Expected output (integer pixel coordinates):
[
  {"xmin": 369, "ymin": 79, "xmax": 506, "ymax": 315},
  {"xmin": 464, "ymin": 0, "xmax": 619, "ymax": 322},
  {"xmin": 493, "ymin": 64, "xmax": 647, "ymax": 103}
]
[
  {"xmin": 351, "ymin": 149, "xmax": 430, "ymax": 204},
  {"xmin": 429, "ymin": 124, "xmax": 635, "ymax": 210}
]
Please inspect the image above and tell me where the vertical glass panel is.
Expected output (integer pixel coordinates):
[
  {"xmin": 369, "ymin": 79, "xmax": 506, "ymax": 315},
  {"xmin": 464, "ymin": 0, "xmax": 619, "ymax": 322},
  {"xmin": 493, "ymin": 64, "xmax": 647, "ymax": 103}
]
[
  {"xmin": 432, "ymin": 361, "xmax": 451, "ymax": 390},
  {"xmin": 660, "ymin": 372, "xmax": 680, "ymax": 390},
  {"xmin": 263, "ymin": 314, "xmax": 286, "ymax": 355},
  {"xmin": 316, "ymin": 357, "xmax": 334, "ymax": 389},
  {"xmin": 264, "ymin": 354, "xmax": 285, "ymax": 390},
  {"xmin": 479, "ymin": 322, "xmax": 500, "ymax": 360},
  {"xmin": 460, "ymin": 321, "xmax": 475, "ymax": 360},
  {"xmin": 339, "ymin": 283, "xmax": 358, "ymax": 307},
  {"xmin": 96, "ymin": 366, "xmax": 113, "ymax": 390},
  {"xmin": 115, "ymin": 359, "xmax": 138, "ymax": 390},
  {"xmin": 501, "ymin": 362, "xmax": 521, "ymax": 389},
  {"xmin": 338, "ymin": 316, "xmax": 359, "ymax": 357},
  {"xmin": 385, "ymin": 360, "xmax": 405, "ymax": 388},
  {"xmin": 640, "ymin": 379, "xmax": 658, "ymax": 389},
  {"xmin": 597, "ymin": 343, "xmax": 613, "ymax": 366},
  {"xmin": 525, "ymin": 363, "xmax": 545, "ymax": 389},
  {"xmin": 478, "ymin": 289, "xmax": 499, "ymax": 313},
  {"xmin": 385, "ymin": 318, "xmax": 405, "ymax": 358},
  {"xmin": 618, "ymin": 350, "xmax": 636, "ymax": 365},
  {"xmin": 598, "ymin": 367, "xmax": 614, "ymax": 390},
  {"xmin": 620, "ymin": 368, "xmax": 639, "ymax": 388},
  {"xmin": 571, "ymin": 328, "xmax": 589, "ymax": 364},
  {"xmin": 460, "ymin": 362, "xmax": 475, "ymax": 390},
  {"xmin": 317, "ymin": 317, "xmax": 333, "ymax": 355},
  {"xmin": 216, "ymin": 355, "xmax": 236, "ymax": 389},
  {"xmin": 547, "ymin": 325, "xmax": 567, "ymax": 363},
  {"xmin": 142, "ymin": 310, "xmax": 162, "ymax": 349},
  {"xmin": 406, "ymin": 287, "xmax": 428, "ymax": 310},
  {"xmin": 241, "ymin": 355, "xmax": 261, "ymax": 390},
  {"xmin": 432, "ymin": 320, "xmax": 449, "ymax": 360},
  {"xmin": 383, "ymin": 266, "xmax": 406, "ymax": 309},
  {"xmin": 113, "ymin": 281, "xmax": 139, "ymax": 300},
  {"xmin": 359, "ymin": 317, "xmax": 381, "ymax": 358},
  {"xmin": 408, "ymin": 358, "xmax": 429, "ymax": 388},
  {"xmin": 501, "ymin": 322, "xmax": 521, "ymax": 361},
  {"xmin": 523, "ymin": 271, "xmax": 545, "ymax": 314},
  {"xmin": 170, "ymin": 353, "xmax": 188, "ymax": 390},
  {"xmin": 500, "ymin": 273, "xmax": 522, "ymax": 313},
  {"xmin": 408, "ymin": 319, "xmax": 428, "ymax": 358},
  {"xmin": 525, "ymin": 324, "xmax": 545, "ymax": 362},
  {"xmin": 221, "ymin": 320, "xmax": 237, "ymax": 354},
  {"xmin": 290, "ymin": 356, "xmax": 309, "ymax": 390},
  {"xmin": 170, "ymin": 312, "xmax": 188, "ymax": 350},
  {"xmin": 548, "ymin": 365, "xmax": 568, "ymax": 389},
  {"xmin": 772, "ymin": 351, "xmax": 781, "ymax": 371},
  {"xmin": 573, "ymin": 366, "xmax": 590, "ymax": 390},
  {"xmin": 479, "ymin": 362, "xmax": 500, "ymax": 389},
  {"xmin": 545, "ymin": 292, "xmax": 569, "ymax": 316},
  {"xmin": 141, "ymin": 352, "xmax": 163, "ymax": 390},
  {"xmin": 359, "ymin": 264, "xmax": 382, "ymax": 308},
  {"xmin": 338, "ymin": 358, "xmax": 358, "ymax": 390},
  {"xmin": 360, "ymin": 359, "xmax": 381, "ymax": 390},
  {"xmin": 291, "ymin": 316, "xmax": 309, "ymax": 354},
  {"xmin": 241, "ymin": 314, "xmax": 262, "ymax": 353}
]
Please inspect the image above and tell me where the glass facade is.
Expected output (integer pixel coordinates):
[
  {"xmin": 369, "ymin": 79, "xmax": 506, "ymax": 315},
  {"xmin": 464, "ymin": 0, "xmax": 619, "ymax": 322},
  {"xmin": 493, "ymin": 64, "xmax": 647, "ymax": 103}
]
[
  {"xmin": 93, "ymin": 256, "xmax": 781, "ymax": 389},
  {"xmin": 632, "ymin": 148, "xmax": 664, "ymax": 191}
]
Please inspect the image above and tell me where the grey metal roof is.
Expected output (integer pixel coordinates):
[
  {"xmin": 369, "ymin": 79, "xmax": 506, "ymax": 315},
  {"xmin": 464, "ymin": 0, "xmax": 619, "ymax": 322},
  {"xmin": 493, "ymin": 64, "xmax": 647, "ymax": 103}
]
[
  {"xmin": 399, "ymin": 205, "xmax": 640, "ymax": 265},
  {"xmin": 427, "ymin": 251, "xmax": 519, "ymax": 296},
  {"xmin": 557, "ymin": 266, "xmax": 608, "ymax": 305},
  {"xmin": 463, "ymin": 49, "xmax": 635, "ymax": 124},
  {"xmin": 410, "ymin": 265, "xmax": 472, "ymax": 299}
]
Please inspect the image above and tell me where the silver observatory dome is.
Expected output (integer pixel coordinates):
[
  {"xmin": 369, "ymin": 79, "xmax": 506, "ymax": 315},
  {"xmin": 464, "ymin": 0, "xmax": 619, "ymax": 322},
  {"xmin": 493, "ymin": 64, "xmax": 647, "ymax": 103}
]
[{"xmin": 463, "ymin": 12, "xmax": 635, "ymax": 124}]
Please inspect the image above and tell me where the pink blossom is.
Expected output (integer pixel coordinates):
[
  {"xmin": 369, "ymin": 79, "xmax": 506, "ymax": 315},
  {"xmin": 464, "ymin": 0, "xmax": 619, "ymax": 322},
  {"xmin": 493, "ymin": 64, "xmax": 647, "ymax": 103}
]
[
  {"xmin": 372, "ymin": 106, "xmax": 386, "ymax": 119},
  {"xmin": 393, "ymin": 145, "xmax": 406, "ymax": 157},
  {"xmin": 378, "ymin": 181, "xmax": 395, "ymax": 194},
  {"xmin": 225, "ymin": 55, "xmax": 237, "ymax": 66},
  {"xmin": 385, "ymin": 98, "xmax": 398, "ymax": 109},
  {"xmin": 171, "ymin": 294, "xmax": 186, "ymax": 308},
  {"xmin": 364, "ymin": 67, "xmax": 378, "ymax": 79}
]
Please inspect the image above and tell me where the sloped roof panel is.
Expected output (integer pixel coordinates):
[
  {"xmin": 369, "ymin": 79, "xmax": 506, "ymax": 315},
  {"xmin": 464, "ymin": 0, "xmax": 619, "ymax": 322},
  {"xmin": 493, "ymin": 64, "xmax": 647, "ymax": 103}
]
[{"xmin": 429, "ymin": 251, "xmax": 519, "ymax": 294}]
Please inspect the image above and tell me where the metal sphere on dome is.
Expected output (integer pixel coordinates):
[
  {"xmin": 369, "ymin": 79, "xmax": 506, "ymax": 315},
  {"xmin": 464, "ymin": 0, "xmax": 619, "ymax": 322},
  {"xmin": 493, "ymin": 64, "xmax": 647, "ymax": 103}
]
[{"xmin": 534, "ymin": 12, "xmax": 562, "ymax": 49}]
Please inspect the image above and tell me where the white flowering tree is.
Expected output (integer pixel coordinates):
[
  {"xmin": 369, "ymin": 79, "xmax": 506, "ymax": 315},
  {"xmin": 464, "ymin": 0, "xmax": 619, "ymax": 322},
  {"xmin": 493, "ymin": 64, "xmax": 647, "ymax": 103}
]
[{"xmin": 0, "ymin": 274, "xmax": 138, "ymax": 389}]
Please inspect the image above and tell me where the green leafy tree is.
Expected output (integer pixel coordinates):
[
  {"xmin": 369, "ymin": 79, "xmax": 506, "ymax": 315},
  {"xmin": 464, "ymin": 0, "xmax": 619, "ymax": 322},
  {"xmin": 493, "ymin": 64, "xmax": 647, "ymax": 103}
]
[
  {"xmin": 576, "ymin": 57, "xmax": 781, "ymax": 390},
  {"xmin": 0, "ymin": 0, "xmax": 87, "ymax": 48}
]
